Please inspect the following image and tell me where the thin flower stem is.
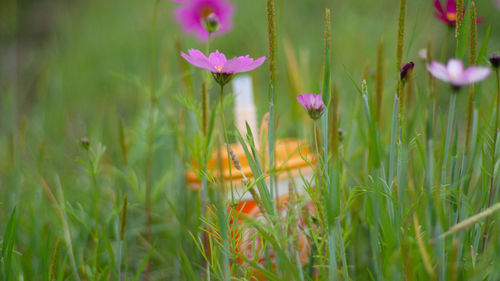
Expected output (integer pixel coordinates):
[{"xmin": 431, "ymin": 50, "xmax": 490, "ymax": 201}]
[
  {"xmin": 481, "ymin": 69, "xmax": 500, "ymax": 252},
  {"xmin": 86, "ymin": 149, "xmax": 99, "ymax": 273},
  {"xmin": 313, "ymin": 122, "xmax": 321, "ymax": 162},
  {"xmin": 219, "ymin": 85, "xmax": 234, "ymax": 205},
  {"xmin": 441, "ymin": 91, "xmax": 457, "ymax": 188},
  {"xmin": 205, "ymin": 32, "xmax": 212, "ymax": 55}
]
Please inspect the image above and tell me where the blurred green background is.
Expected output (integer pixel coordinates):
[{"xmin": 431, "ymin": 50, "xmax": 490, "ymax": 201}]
[{"xmin": 1, "ymin": 0, "xmax": 500, "ymax": 278}]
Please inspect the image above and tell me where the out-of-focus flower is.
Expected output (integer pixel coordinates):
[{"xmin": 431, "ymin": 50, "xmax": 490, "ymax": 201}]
[
  {"xmin": 181, "ymin": 49, "xmax": 266, "ymax": 86},
  {"xmin": 426, "ymin": 59, "xmax": 490, "ymax": 89},
  {"xmin": 174, "ymin": 0, "xmax": 235, "ymax": 41},
  {"xmin": 297, "ymin": 93, "xmax": 325, "ymax": 120},
  {"xmin": 490, "ymin": 53, "xmax": 500, "ymax": 69},
  {"xmin": 496, "ymin": 0, "xmax": 500, "ymax": 10},
  {"xmin": 81, "ymin": 137, "xmax": 90, "ymax": 150},
  {"xmin": 419, "ymin": 48, "xmax": 428, "ymax": 61},
  {"xmin": 433, "ymin": 0, "xmax": 482, "ymax": 26},
  {"xmin": 400, "ymin": 62, "xmax": 415, "ymax": 81}
]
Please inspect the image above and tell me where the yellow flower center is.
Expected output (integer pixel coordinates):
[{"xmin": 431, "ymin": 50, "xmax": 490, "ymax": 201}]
[
  {"xmin": 446, "ymin": 12, "xmax": 456, "ymax": 22},
  {"xmin": 216, "ymin": 66, "xmax": 222, "ymax": 72}
]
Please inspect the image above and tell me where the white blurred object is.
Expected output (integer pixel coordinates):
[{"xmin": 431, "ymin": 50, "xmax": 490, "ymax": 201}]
[
  {"xmin": 233, "ymin": 75, "xmax": 258, "ymax": 144},
  {"xmin": 418, "ymin": 48, "xmax": 428, "ymax": 60}
]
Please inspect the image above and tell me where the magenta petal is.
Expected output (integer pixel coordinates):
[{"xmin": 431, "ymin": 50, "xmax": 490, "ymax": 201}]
[
  {"xmin": 181, "ymin": 49, "xmax": 215, "ymax": 71},
  {"xmin": 462, "ymin": 67, "xmax": 491, "ymax": 84},
  {"xmin": 434, "ymin": 0, "xmax": 445, "ymax": 15},
  {"xmin": 297, "ymin": 95, "xmax": 307, "ymax": 108},
  {"xmin": 221, "ymin": 58, "xmax": 242, "ymax": 73},
  {"xmin": 446, "ymin": 0, "xmax": 456, "ymax": 13},
  {"xmin": 237, "ymin": 56, "xmax": 266, "ymax": 72},
  {"xmin": 208, "ymin": 50, "xmax": 227, "ymax": 70},
  {"xmin": 173, "ymin": 0, "xmax": 235, "ymax": 42}
]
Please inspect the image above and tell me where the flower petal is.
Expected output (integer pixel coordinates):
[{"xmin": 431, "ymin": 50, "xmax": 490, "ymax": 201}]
[
  {"xmin": 461, "ymin": 67, "xmax": 491, "ymax": 84},
  {"xmin": 173, "ymin": 0, "xmax": 235, "ymax": 42},
  {"xmin": 434, "ymin": 0, "xmax": 445, "ymax": 15},
  {"xmin": 221, "ymin": 57, "xmax": 243, "ymax": 73},
  {"xmin": 236, "ymin": 56, "xmax": 266, "ymax": 72},
  {"xmin": 446, "ymin": 0, "xmax": 456, "ymax": 13},
  {"xmin": 208, "ymin": 50, "xmax": 227, "ymax": 71},
  {"xmin": 181, "ymin": 49, "xmax": 215, "ymax": 71},
  {"xmin": 427, "ymin": 61, "xmax": 450, "ymax": 82},
  {"xmin": 446, "ymin": 59, "xmax": 464, "ymax": 78},
  {"xmin": 297, "ymin": 94, "xmax": 307, "ymax": 108}
]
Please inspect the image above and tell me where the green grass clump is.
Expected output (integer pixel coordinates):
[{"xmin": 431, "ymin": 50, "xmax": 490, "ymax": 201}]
[{"xmin": 1, "ymin": 0, "xmax": 500, "ymax": 280}]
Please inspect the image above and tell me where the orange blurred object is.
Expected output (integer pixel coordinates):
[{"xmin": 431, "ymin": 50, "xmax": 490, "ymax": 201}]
[{"xmin": 186, "ymin": 138, "xmax": 317, "ymax": 278}]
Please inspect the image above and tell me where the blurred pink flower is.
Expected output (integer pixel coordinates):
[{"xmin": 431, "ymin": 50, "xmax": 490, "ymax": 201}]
[
  {"xmin": 434, "ymin": 0, "xmax": 458, "ymax": 26},
  {"xmin": 426, "ymin": 59, "xmax": 490, "ymax": 89},
  {"xmin": 433, "ymin": 0, "xmax": 482, "ymax": 26},
  {"xmin": 181, "ymin": 49, "xmax": 265, "ymax": 85},
  {"xmin": 174, "ymin": 0, "xmax": 235, "ymax": 41},
  {"xmin": 297, "ymin": 93, "xmax": 325, "ymax": 120}
]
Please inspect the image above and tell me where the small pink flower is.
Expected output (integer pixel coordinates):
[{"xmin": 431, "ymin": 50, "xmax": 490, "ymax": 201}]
[
  {"xmin": 426, "ymin": 59, "xmax": 491, "ymax": 89},
  {"xmin": 174, "ymin": 0, "xmax": 235, "ymax": 41},
  {"xmin": 181, "ymin": 49, "xmax": 266, "ymax": 86},
  {"xmin": 297, "ymin": 93, "xmax": 325, "ymax": 120},
  {"xmin": 433, "ymin": 0, "xmax": 482, "ymax": 26}
]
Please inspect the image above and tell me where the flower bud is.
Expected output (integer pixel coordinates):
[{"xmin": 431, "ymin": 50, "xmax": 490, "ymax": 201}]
[
  {"xmin": 400, "ymin": 62, "xmax": 415, "ymax": 81},
  {"xmin": 490, "ymin": 53, "xmax": 500, "ymax": 69},
  {"xmin": 81, "ymin": 137, "xmax": 90, "ymax": 150},
  {"xmin": 204, "ymin": 13, "xmax": 220, "ymax": 33}
]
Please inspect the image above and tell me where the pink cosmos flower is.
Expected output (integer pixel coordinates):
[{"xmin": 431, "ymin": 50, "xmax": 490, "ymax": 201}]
[
  {"xmin": 174, "ymin": 0, "xmax": 235, "ymax": 41},
  {"xmin": 426, "ymin": 59, "xmax": 491, "ymax": 89},
  {"xmin": 433, "ymin": 0, "xmax": 482, "ymax": 26},
  {"xmin": 297, "ymin": 93, "xmax": 325, "ymax": 120},
  {"xmin": 181, "ymin": 49, "xmax": 266, "ymax": 86}
]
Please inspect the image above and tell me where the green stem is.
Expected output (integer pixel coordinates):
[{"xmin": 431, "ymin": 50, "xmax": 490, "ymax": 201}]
[
  {"xmin": 441, "ymin": 91, "xmax": 457, "ymax": 187},
  {"xmin": 481, "ymin": 69, "xmax": 500, "ymax": 252},
  {"xmin": 313, "ymin": 122, "xmax": 321, "ymax": 163},
  {"xmin": 145, "ymin": 1, "xmax": 160, "ymax": 279},
  {"xmin": 219, "ymin": 85, "xmax": 234, "ymax": 205},
  {"xmin": 269, "ymin": 86, "xmax": 276, "ymax": 202},
  {"xmin": 205, "ymin": 32, "xmax": 212, "ymax": 55}
]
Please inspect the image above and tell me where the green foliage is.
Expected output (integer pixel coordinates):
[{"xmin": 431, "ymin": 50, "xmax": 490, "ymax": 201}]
[{"xmin": 1, "ymin": 0, "xmax": 500, "ymax": 280}]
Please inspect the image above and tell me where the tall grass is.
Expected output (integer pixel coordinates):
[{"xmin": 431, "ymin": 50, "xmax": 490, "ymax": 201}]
[{"xmin": 1, "ymin": 0, "xmax": 500, "ymax": 280}]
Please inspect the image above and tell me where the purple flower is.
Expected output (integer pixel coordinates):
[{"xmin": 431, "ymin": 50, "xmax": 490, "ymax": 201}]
[
  {"xmin": 181, "ymin": 49, "xmax": 266, "ymax": 86},
  {"xmin": 297, "ymin": 93, "xmax": 325, "ymax": 120},
  {"xmin": 426, "ymin": 59, "xmax": 491, "ymax": 89},
  {"xmin": 174, "ymin": 0, "xmax": 235, "ymax": 41},
  {"xmin": 433, "ymin": 0, "xmax": 482, "ymax": 26}
]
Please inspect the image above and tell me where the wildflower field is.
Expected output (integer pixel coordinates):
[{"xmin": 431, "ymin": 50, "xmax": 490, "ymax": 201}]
[{"xmin": 2, "ymin": 0, "xmax": 500, "ymax": 280}]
